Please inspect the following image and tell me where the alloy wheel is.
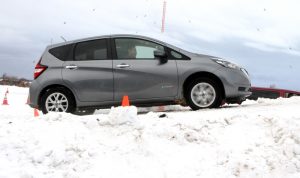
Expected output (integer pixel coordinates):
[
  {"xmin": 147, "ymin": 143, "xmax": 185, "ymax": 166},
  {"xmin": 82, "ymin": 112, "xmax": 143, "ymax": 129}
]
[
  {"xmin": 190, "ymin": 82, "xmax": 216, "ymax": 108},
  {"xmin": 45, "ymin": 92, "xmax": 69, "ymax": 112}
]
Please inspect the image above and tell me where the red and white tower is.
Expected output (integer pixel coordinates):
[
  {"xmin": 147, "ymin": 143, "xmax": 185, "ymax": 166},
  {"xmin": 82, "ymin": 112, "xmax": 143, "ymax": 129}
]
[{"xmin": 161, "ymin": 1, "xmax": 167, "ymax": 33}]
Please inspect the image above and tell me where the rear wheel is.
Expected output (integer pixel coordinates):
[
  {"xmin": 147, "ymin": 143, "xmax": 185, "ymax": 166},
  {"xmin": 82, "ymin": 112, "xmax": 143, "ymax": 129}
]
[
  {"xmin": 41, "ymin": 88, "xmax": 75, "ymax": 114},
  {"xmin": 185, "ymin": 78, "xmax": 222, "ymax": 110}
]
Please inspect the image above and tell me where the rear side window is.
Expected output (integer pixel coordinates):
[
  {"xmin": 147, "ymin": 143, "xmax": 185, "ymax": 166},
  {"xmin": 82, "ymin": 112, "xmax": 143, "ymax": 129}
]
[
  {"xmin": 49, "ymin": 44, "xmax": 72, "ymax": 61},
  {"xmin": 75, "ymin": 39, "xmax": 108, "ymax": 61}
]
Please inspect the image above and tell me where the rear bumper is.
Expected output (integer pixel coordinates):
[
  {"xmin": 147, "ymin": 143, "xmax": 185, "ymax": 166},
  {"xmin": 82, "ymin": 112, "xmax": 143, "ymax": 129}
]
[{"xmin": 29, "ymin": 80, "xmax": 41, "ymax": 108}]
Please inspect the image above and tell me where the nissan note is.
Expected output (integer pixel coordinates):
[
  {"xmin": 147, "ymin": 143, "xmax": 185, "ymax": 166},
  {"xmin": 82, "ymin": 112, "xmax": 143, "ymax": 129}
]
[{"xmin": 29, "ymin": 34, "xmax": 251, "ymax": 114}]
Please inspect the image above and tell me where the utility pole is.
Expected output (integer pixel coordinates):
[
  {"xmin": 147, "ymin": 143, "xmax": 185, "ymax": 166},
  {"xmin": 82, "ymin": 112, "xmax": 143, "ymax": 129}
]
[{"xmin": 161, "ymin": 1, "xmax": 167, "ymax": 33}]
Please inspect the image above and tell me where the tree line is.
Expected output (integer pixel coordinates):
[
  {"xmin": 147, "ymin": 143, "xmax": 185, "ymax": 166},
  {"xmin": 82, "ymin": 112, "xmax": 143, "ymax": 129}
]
[{"xmin": 0, "ymin": 73, "xmax": 31, "ymax": 87}]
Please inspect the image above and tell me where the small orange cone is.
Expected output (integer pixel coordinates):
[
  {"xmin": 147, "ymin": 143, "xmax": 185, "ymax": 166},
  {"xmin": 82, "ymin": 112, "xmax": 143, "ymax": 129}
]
[
  {"xmin": 121, "ymin": 95, "xmax": 130, "ymax": 107},
  {"xmin": 2, "ymin": 93, "xmax": 8, "ymax": 105},
  {"xmin": 34, "ymin": 108, "xmax": 39, "ymax": 117}
]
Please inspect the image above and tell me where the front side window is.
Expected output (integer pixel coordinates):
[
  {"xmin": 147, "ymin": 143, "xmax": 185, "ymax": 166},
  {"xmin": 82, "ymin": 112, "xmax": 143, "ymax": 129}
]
[
  {"xmin": 115, "ymin": 38, "xmax": 165, "ymax": 59},
  {"xmin": 74, "ymin": 39, "xmax": 107, "ymax": 61}
]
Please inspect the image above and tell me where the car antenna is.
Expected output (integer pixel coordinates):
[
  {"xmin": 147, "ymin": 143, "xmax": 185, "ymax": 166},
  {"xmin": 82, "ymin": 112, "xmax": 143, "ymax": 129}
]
[{"xmin": 60, "ymin": 36, "xmax": 67, "ymax": 42}]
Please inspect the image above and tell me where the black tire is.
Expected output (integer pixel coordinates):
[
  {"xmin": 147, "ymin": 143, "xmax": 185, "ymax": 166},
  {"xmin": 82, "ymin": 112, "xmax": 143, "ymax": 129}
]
[
  {"xmin": 185, "ymin": 78, "xmax": 222, "ymax": 110},
  {"xmin": 40, "ymin": 87, "xmax": 76, "ymax": 114}
]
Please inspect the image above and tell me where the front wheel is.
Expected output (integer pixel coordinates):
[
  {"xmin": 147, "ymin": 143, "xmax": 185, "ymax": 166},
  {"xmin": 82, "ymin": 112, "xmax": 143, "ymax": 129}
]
[
  {"xmin": 185, "ymin": 78, "xmax": 222, "ymax": 110},
  {"xmin": 40, "ymin": 88, "xmax": 75, "ymax": 114}
]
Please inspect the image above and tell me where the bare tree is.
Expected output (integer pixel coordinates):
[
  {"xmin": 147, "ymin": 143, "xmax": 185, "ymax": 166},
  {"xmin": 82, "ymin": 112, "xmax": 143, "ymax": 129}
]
[{"xmin": 0, "ymin": 74, "xmax": 30, "ymax": 87}]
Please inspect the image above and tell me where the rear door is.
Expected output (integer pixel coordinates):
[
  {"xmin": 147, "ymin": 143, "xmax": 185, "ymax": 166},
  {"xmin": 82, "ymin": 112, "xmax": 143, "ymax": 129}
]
[
  {"xmin": 62, "ymin": 38, "xmax": 113, "ymax": 102},
  {"xmin": 112, "ymin": 37, "xmax": 178, "ymax": 102}
]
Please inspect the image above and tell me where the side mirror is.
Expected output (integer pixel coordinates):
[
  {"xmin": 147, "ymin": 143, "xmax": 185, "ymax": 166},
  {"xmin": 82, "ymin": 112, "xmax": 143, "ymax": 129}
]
[
  {"xmin": 154, "ymin": 50, "xmax": 166, "ymax": 58},
  {"xmin": 154, "ymin": 50, "xmax": 168, "ymax": 64}
]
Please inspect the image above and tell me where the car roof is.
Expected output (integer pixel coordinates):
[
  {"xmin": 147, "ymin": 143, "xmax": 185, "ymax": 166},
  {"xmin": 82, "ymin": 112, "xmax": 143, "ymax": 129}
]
[
  {"xmin": 46, "ymin": 34, "xmax": 196, "ymax": 56},
  {"xmin": 47, "ymin": 34, "xmax": 167, "ymax": 49}
]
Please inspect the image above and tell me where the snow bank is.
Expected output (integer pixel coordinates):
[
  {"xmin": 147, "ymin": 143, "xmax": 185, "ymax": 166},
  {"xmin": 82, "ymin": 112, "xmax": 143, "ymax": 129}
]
[
  {"xmin": 0, "ymin": 85, "xmax": 300, "ymax": 178},
  {"xmin": 106, "ymin": 106, "xmax": 138, "ymax": 125}
]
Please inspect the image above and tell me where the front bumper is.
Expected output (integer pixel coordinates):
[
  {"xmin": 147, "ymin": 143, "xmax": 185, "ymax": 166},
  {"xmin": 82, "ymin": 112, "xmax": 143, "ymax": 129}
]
[{"xmin": 216, "ymin": 67, "xmax": 252, "ymax": 99}]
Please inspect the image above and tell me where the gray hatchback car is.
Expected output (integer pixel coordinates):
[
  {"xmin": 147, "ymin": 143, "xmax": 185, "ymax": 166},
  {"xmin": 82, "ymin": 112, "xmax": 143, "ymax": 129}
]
[{"xmin": 29, "ymin": 34, "xmax": 251, "ymax": 114}]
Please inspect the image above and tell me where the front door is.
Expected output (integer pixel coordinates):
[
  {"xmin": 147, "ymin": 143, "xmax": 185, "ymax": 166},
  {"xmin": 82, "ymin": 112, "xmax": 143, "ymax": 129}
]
[{"xmin": 112, "ymin": 38, "xmax": 178, "ymax": 102}]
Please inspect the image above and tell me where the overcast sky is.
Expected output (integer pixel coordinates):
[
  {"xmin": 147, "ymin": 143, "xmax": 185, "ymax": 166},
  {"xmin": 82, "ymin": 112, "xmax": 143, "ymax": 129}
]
[{"xmin": 1, "ymin": 0, "xmax": 300, "ymax": 90}]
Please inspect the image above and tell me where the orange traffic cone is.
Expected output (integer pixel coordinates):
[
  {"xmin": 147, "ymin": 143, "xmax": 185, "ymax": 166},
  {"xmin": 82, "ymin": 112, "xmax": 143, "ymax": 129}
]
[
  {"xmin": 2, "ymin": 93, "xmax": 8, "ymax": 105},
  {"xmin": 34, "ymin": 108, "xmax": 39, "ymax": 117},
  {"xmin": 121, "ymin": 95, "xmax": 130, "ymax": 107}
]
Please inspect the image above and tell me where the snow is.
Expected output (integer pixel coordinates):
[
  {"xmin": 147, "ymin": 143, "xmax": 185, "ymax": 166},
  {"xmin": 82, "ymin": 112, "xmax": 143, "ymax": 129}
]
[{"xmin": 0, "ymin": 85, "xmax": 300, "ymax": 178}]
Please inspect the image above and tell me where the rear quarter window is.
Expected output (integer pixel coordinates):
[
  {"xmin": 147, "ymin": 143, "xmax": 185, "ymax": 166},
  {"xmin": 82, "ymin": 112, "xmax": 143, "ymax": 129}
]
[{"xmin": 49, "ymin": 44, "xmax": 73, "ymax": 61}]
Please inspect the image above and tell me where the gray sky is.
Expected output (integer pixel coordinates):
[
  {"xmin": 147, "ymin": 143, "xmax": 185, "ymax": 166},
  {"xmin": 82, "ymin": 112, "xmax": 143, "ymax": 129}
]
[{"xmin": 1, "ymin": 0, "xmax": 300, "ymax": 91}]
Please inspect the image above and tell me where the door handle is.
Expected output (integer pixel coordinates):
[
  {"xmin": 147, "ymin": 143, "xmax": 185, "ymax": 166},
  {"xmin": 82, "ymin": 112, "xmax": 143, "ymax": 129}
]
[
  {"xmin": 116, "ymin": 64, "xmax": 130, "ymax": 68},
  {"xmin": 65, "ymin": 65, "xmax": 78, "ymax": 70}
]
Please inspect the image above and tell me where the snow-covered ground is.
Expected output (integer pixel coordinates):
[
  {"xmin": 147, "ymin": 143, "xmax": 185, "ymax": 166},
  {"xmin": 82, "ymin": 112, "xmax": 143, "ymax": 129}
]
[{"xmin": 0, "ymin": 85, "xmax": 300, "ymax": 178}]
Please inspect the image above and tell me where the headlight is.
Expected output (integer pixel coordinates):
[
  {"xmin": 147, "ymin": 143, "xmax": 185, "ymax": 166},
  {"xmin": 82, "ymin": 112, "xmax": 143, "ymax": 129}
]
[
  {"xmin": 211, "ymin": 58, "xmax": 239, "ymax": 69},
  {"xmin": 241, "ymin": 68, "xmax": 250, "ymax": 77}
]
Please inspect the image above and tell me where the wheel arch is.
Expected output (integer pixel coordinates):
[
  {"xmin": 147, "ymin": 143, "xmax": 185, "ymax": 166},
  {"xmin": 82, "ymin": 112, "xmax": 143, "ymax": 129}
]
[
  {"xmin": 38, "ymin": 84, "xmax": 77, "ymax": 109},
  {"xmin": 182, "ymin": 72, "xmax": 225, "ymax": 100}
]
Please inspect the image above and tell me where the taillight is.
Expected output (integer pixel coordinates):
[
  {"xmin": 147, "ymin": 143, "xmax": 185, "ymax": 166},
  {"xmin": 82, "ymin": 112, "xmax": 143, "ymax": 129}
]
[{"xmin": 34, "ymin": 58, "xmax": 47, "ymax": 79}]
